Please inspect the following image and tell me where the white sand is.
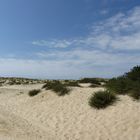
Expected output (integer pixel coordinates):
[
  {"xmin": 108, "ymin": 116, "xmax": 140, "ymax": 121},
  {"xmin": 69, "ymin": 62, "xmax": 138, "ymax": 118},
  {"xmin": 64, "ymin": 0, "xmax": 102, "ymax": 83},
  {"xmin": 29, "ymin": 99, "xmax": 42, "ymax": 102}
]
[{"xmin": 0, "ymin": 84, "xmax": 139, "ymax": 140}]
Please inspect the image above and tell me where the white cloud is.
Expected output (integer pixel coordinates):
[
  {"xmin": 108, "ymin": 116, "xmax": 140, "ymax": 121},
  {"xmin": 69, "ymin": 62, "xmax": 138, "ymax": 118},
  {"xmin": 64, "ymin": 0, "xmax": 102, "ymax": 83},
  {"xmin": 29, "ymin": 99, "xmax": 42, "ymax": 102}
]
[
  {"xmin": 1, "ymin": 50, "xmax": 140, "ymax": 79},
  {"xmin": 36, "ymin": 49, "xmax": 140, "ymax": 65},
  {"xmin": 32, "ymin": 39, "xmax": 73, "ymax": 48},
  {"xmin": 2, "ymin": 7, "xmax": 140, "ymax": 79},
  {"xmin": 87, "ymin": 7, "xmax": 140, "ymax": 50},
  {"xmin": 32, "ymin": 7, "xmax": 140, "ymax": 51}
]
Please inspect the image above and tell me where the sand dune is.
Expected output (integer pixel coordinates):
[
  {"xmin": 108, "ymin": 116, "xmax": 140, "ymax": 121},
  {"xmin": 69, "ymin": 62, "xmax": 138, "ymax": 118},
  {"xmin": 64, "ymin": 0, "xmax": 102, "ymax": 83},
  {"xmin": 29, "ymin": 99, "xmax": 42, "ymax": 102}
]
[{"xmin": 0, "ymin": 84, "xmax": 139, "ymax": 140}]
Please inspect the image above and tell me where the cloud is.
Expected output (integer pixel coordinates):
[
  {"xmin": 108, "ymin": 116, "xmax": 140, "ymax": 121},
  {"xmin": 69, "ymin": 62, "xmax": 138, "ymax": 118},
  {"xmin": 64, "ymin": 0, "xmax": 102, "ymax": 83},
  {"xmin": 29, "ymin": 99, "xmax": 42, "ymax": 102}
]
[
  {"xmin": 32, "ymin": 39, "xmax": 73, "ymax": 48},
  {"xmin": 32, "ymin": 7, "xmax": 140, "ymax": 78},
  {"xmin": 86, "ymin": 7, "xmax": 140, "ymax": 50},
  {"xmin": 2, "ymin": 6, "xmax": 140, "ymax": 79},
  {"xmin": 36, "ymin": 49, "xmax": 140, "ymax": 65},
  {"xmin": 32, "ymin": 7, "xmax": 140, "ymax": 51},
  {"xmin": 1, "ymin": 50, "xmax": 140, "ymax": 79}
]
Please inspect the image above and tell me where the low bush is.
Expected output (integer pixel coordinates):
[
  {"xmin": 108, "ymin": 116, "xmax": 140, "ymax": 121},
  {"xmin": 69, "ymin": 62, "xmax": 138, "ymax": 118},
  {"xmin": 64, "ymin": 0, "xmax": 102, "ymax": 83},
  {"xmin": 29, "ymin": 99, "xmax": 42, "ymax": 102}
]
[
  {"xmin": 89, "ymin": 84, "xmax": 101, "ymax": 88},
  {"xmin": 129, "ymin": 91, "xmax": 140, "ymax": 100},
  {"xmin": 125, "ymin": 66, "xmax": 140, "ymax": 81},
  {"xmin": 89, "ymin": 90, "xmax": 117, "ymax": 109},
  {"xmin": 42, "ymin": 83, "xmax": 48, "ymax": 89},
  {"xmin": 129, "ymin": 81, "xmax": 140, "ymax": 100},
  {"xmin": 28, "ymin": 89, "xmax": 41, "ymax": 97},
  {"xmin": 64, "ymin": 81, "xmax": 81, "ymax": 87},
  {"xmin": 43, "ymin": 81, "xmax": 70, "ymax": 96},
  {"xmin": 78, "ymin": 78, "xmax": 101, "ymax": 85},
  {"xmin": 106, "ymin": 66, "xmax": 140, "ymax": 100},
  {"xmin": 106, "ymin": 77, "xmax": 132, "ymax": 94}
]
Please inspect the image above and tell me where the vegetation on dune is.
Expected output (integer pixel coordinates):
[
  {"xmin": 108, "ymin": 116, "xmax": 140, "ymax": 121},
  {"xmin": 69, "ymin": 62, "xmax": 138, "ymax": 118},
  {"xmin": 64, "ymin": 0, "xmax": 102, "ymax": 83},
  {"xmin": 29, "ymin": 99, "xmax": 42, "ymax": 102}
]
[
  {"xmin": 0, "ymin": 77, "xmax": 46, "ymax": 86},
  {"xmin": 88, "ymin": 66, "xmax": 140, "ymax": 109},
  {"xmin": 28, "ymin": 89, "xmax": 41, "ymax": 97},
  {"xmin": 106, "ymin": 77, "xmax": 132, "ymax": 94},
  {"xmin": 64, "ymin": 81, "xmax": 81, "ymax": 87},
  {"xmin": 42, "ymin": 81, "xmax": 70, "ymax": 96},
  {"xmin": 128, "ymin": 81, "xmax": 140, "ymax": 100},
  {"xmin": 89, "ymin": 90, "xmax": 117, "ymax": 109},
  {"xmin": 106, "ymin": 66, "xmax": 140, "ymax": 100},
  {"xmin": 42, "ymin": 83, "xmax": 48, "ymax": 89},
  {"xmin": 126, "ymin": 66, "xmax": 140, "ymax": 81},
  {"xmin": 78, "ymin": 78, "xmax": 101, "ymax": 85},
  {"xmin": 89, "ymin": 83, "xmax": 102, "ymax": 88}
]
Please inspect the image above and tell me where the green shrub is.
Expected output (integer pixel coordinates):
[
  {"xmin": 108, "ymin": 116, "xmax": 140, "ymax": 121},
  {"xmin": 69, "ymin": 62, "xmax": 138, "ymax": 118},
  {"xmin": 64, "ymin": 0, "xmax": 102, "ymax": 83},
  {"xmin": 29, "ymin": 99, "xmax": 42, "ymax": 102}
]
[
  {"xmin": 106, "ymin": 66, "xmax": 140, "ymax": 98},
  {"xmin": 125, "ymin": 66, "xmax": 140, "ymax": 81},
  {"xmin": 55, "ymin": 86, "xmax": 70, "ymax": 96},
  {"xmin": 44, "ymin": 81, "xmax": 70, "ymax": 96},
  {"xmin": 106, "ymin": 77, "xmax": 132, "ymax": 94},
  {"xmin": 105, "ymin": 65, "xmax": 140, "ymax": 102},
  {"xmin": 89, "ymin": 90, "xmax": 117, "ymax": 109},
  {"xmin": 42, "ymin": 83, "xmax": 48, "ymax": 89},
  {"xmin": 129, "ymin": 91, "xmax": 140, "ymax": 100},
  {"xmin": 64, "ymin": 81, "xmax": 81, "ymax": 87},
  {"xmin": 79, "ymin": 78, "xmax": 101, "ymax": 85},
  {"xmin": 28, "ymin": 89, "xmax": 41, "ymax": 96},
  {"xmin": 89, "ymin": 84, "xmax": 101, "ymax": 88},
  {"xmin": 129, "ymin": 81, "xmax": 140, "ymax": 100}
]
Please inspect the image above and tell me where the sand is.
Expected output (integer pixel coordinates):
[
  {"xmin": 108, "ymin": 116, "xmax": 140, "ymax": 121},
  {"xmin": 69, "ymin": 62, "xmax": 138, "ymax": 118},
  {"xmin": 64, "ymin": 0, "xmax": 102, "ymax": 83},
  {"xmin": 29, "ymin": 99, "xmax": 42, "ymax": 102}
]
[{"xmin": 0, "ymin": 84, "xmax": 139, "ymax": 140}]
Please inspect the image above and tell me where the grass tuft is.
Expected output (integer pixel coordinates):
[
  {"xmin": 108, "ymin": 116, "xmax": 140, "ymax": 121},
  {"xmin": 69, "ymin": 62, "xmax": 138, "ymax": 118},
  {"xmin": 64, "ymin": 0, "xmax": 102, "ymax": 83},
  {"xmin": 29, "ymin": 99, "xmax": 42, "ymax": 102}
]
[
  {"xmin": 89, "ymin": 90, "xmax": 117, "ymax": 109},
  {"xmin": 28, "ymin": 89, "xmax": 40, "ymax": 97},
  {"xmin": 44, "ymin": 81, "xmax": 70, "ymax": 96},
  {"xmin": 64, "ymin": 81, "xmax": 81, "ymax": 87}
]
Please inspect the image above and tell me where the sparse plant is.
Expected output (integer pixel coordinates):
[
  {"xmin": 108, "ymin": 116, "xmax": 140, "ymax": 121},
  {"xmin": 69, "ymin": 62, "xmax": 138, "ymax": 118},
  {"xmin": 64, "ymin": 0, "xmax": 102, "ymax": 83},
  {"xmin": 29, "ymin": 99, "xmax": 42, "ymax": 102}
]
[
  {"xmin": 128, "ymin": 81, "xmax": 140, "ymax": 100},
  {"xmin": 125, "ymin": 66, "xmax": 140, "ymax": 81},
  {"xmin": 89, "ymin": 84, "xmax": 101, "ymax": 88},
  {"xmin": 44, "ymin": 81, "xmax": 70, "ymax": 96},
  {"xmin": 28, "ymin": 89, "xmax": 40, "ymax": 96},
  {"xmin": 106, "ymin": 66, "xmax": 140, "ymax": 100},
  {"xmin": 106, "ymin": 77, "xmax": 132, "ymax": 94},
  {"xmin": 129, "ymin": 91, "xmax": 140, "ymax": 100},
  {"xmin": 79, "ymin": 78, "xmax": 101, "ymax": 85},
  {"xmin": 64, "ymin": 81, "xmax": 81, "ymax": 87},
  {"xmin": 42, "ymin": 83, "xmax": 48, "ymax": 89},
  {"xmin": 89, "ymin": 90, "xmax": 117, "ymax": 109}
]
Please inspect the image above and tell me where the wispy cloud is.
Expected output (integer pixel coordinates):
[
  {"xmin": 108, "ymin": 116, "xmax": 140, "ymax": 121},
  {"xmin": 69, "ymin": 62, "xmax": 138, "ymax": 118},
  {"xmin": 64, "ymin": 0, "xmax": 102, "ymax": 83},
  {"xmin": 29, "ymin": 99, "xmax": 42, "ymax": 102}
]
[
  {"xmin": 31, "ymin": 6, "xmax": 140, "ymax": 78},
  {"xmin": 32, "ymin": 39, "xmax": 73, "ymax": 48},
  {"xmin": 32, "ymin": 7, "xmax": 140, "ymax": 51},
  {"xmin": 1, "ymin": 50, "xmax": 139, "ymax": 79},
  {"xmin": 2, "ymin": 6, "xmax": 140, "ymax": 79},
  {"xmin": 36, "ymin": 49, "xmax": 140, "ymax": 66}
]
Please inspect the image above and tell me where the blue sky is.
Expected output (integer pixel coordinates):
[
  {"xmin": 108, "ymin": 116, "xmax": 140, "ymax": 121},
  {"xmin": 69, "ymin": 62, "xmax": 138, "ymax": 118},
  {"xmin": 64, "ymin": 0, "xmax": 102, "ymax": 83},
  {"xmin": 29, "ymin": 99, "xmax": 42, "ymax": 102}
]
[{"xmin": 0, "ymin": 0, "xmax": 140, "ymax": 79}]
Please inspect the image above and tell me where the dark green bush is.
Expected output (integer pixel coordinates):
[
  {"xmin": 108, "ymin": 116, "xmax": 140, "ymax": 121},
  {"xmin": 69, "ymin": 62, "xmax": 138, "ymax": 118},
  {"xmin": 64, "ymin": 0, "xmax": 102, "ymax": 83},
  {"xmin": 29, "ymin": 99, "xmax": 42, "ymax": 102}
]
[
  {"xmin": 64, "ymin": 81, "xmax": 81, "ymax": 87},
  {"xmin": 42, "ymin": 82, "xmax": 50, "ymax": 89},
  {"xmin": 89, "ymin": 90, "xmax": 117, "ymax": 109},
  {"xmin": 125, "ymin": 66, "xmax": 140, "ymax": 81},
  {"xmin": 78, "ymin": 78, "xmax": 101, "ymax": 85},
  {"xmin": 89, "ymin": 84, "xmax": 101, "ymax": 88},
  {"xmin": 106, "ymin": 77, "xmax": 132, "ymax": 94},
  {"xmin": 44, "ymin": 81, "xmax": 70, "ymax": 96},
  {"xmin": 129, "ymin": 81, "xmax": 140, "ymax": 100},
  {"xmin": 28, "ymin": 89, "xmax": 40, "ymax": 96},
  {"xmin": 42, "ymin": 84, "xmax": 47, "ymax": 89},
  {"xmin": 106, "ymin": 66, "xmax": 140, "ymax": 100},
  {"xmin": 55, "ymin": 86, "xmax": 70, "ymax": 96},
  {"xmin": 129, "ymin": 91, "xmax": 140, "ymax": 100}
]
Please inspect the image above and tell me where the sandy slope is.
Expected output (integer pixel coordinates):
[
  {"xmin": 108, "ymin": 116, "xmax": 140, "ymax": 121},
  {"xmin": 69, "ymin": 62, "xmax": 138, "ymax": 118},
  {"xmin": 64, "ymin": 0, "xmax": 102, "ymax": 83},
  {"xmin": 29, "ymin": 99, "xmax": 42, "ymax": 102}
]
[{"xmin": 0, "ymin": 84, "xmax": 139, "ymax": 140}]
